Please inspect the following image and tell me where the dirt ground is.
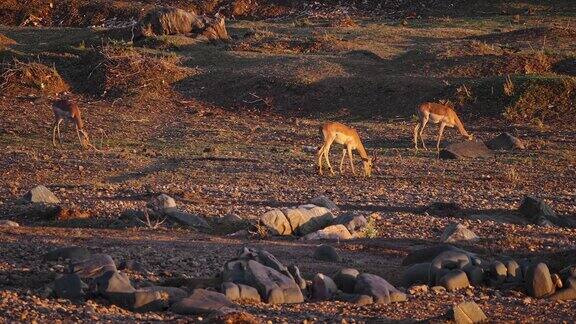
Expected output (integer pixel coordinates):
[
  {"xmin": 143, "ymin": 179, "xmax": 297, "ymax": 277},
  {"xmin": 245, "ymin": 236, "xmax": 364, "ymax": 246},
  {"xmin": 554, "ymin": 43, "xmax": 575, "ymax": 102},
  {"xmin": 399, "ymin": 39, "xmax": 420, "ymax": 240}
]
[{"xmin": 0, "ymin": 0, "xmax": 575, "ymax": 322}]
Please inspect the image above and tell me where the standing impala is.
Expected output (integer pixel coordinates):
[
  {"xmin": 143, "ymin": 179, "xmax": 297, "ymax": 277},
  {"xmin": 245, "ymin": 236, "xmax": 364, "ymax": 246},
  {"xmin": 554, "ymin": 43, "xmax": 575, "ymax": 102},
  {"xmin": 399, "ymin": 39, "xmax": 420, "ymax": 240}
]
[
  {"xmin": 317, "ymin": 122, "xmax": 375, "ymax": 177},
  {"xmin": 413, "ymin": 102, "xmax": 473, "ymax": 152},
  {"xmin": 52, "ymin": 98, "xmax": 91, "ymax": 149}
]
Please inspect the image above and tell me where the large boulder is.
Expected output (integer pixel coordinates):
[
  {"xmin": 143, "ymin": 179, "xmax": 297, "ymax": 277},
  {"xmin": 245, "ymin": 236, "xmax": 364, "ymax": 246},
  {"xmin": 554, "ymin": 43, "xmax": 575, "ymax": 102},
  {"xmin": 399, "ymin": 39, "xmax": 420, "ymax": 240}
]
[
  {"xmin": 402, "ymin": 263, "xmax": 431, "ymax": 287},
  {"xmin": 303, "ymin": 224, "xmax": 352, "ymax": 241},
  {"xmin": 311, "ymin": 273, "xmax": 339, "ymax": 300},
  {"xmin": 309, "ymin": 195, "xmax": 339, "ymax": 211},
  {"xmin": 485, "ymin": 132, "xmax": 525, "ymax": 150},
  {"xmin": 137, "ymin": 7, "xmax": 205, "ymax": 38},
  {"xmin": 333, "ymin": 268, "xmax": 360, "ymax": 293},
  {"xmin": 313, "ymin": 244, "xmax": 341, "ymax": 262},
  {"xmin": 260, "ymin": 209, "xmax": 292, "ymax": 235},
  {"xmin": 438, "ymin": 269, "xmax": 470, "ymax": 291},
  {"xmin": 133, "ymin": 289, "xmax": 167, "ymax": 312},
  {"xmin": 147, "ymin": 194, "xmax": 176, "ymax": 214},
  {"xmin": 402, "ymin": 245, "xmax": 468, "ymax": 266},
  {"xmin": 440, "ymin": 223, "xmax": 479, "ymax": 243},
  {"xmin": 165, "ymin": 209, "xmax": 211, "ymax": 229},
  {"xmin": 235, "ymin": 247, "xmax": 292, "ymax": 279},
  {"xmin": 223, "ymin": 259, "xmax": 303, "ymax": 304},
  {"xmin": 22, "ymin": 185, "xmax": 60, "ymax": 204},
  {"xmin": 170, "ymin": 289, "xmax": 236, "ymax": 315},
  {"xmin": 353, "ymin": 273, "xmax": 406, "ymax": 304},
  {"xmin": 518, "ymin": 196, "xmax": 573, "ymax": 227},
  {"xmin": 139, "ymin": 286, "xmax": 188, "ymax": 305},
  {"xmin": 288, "ymin": 265, "xmax": 306, "ymax": 290},
  {"xmin": 222, "ymin": 282, "xmax": 261, "ymax": 303},
  {"xmin": 439, "ymin": 141, "xmax": 494, "ymax": 159},
  {"xmin": 54, "ymin": 274, "xmax": 85, "ymax": 300},
  {"xmin": 71, "ymin": 254, "xmax": 117, "ymax": 278},
  {"xmin": 94, "ymin": 271, "xmax": 136, "ymax": 309},
  {"xmin": 286, "ymin": 204, "xmax": 335, "ymax": 236},
  {"xmin": 333, "ymin": 213, "xmax": 368, "ymax": 234},
  {"xmin": 525, "ymin": 263, "xmax": 555, "ymax": 298},
  {"xmin": 430, "ymin": 251, "xmax": 473, "ymax": 283},
  {"xmin": 0, "ymin": 220, "xmax": 19, "ymax": 227},
  {"xmin": 453, "ymin": 301, "xmax": 488, "ymax": 324}
]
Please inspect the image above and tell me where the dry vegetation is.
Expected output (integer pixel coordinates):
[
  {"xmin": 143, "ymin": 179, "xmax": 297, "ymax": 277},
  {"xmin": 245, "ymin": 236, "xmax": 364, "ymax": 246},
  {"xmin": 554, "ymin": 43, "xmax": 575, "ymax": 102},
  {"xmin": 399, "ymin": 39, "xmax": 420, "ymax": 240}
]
[{"xmin": 0, "ymin": 0, "xmax": 575, "ymax": 322}]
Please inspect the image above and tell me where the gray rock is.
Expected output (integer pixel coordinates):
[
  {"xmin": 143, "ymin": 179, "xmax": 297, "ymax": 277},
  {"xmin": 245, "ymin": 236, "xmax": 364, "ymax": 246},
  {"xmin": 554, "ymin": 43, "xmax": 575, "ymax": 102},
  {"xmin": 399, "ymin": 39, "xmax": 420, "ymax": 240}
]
[
  {"xmin": 133, "ymin": 289, "xmax": 167, "ymax": 312},
  {"xmin": 525, "ymin": 263, "xmax": 555, "ymax": 298},
  {"xmin": 236, "ymin": 247, "xmax": 292, "ymax": 279},
  {"xmin": 559, "ymin": 265, "xmax": 576, "ymax": 283},
  {"xmin": 260, "ymin": 209, "xmax": 292, "ymax": 235},
  {"xmin": 440, "ymin": 223, "xmax": 479, "ymax": 243},
  {"xmin": 165, "ymin": 209, "xmax": 211, "ymax": 229},
  {"xmin": 488, "ymin": 261, "xmax": 508, "ymax": 286},
  {"xmin": 54, "ymin": 274, "xmax": 85, "ymax": 300},
  {"xmin": 43, "ymin": 246, "xmax": 91, "ymax": 262},
  {"xmin": 353, "ymin": 273, "xmax": 406, "ymax": 304},
  {"xmin": 170, "ymin": 289, "xmax": 236, "ymax": 315},
  {"xmin": 453, "ymin": 301, "xmax": 488, "ymax": 324},
  {"xmin": 238, "ymin": 284, "xmax": 261, "ymax": 303},
  {"xmin": 22, "ymin": 185, "xmax": 60, "ymax": 204},
  {"xmin": 439, "ymin": 141, "xmax": 494, "ymax": 159},
  {"xmin": 147, "ymin": 194, "xmax": 176, "ymax": 214},
  {"xmin": 311, "ymin": 273, "xmax": 339, "ymax": 300},
  {"xmin": 222, "ymin": 259, "xmax": 303, "ymax": 304},
  {"xmin": 402, "ymin": 245, "xmax": 468, "ymax": 266},
  {"xmin": 402, "ymin": 263, "xmax": 431, "ymax": 287},
  {"xmin": 222, "ymin": 282, "xmax": 240, "ymax": 300},
  {"xmin": 333, "ymin": 268, "xmax": 360, "ymax": 293},
  {"xmin": 71, "ymin": 254, "xmax": 117, "ymax": 278},
  {"xmin": 333, "ymin": 213, "xmax": 368, "ymax": 234},
  {"xmin": 485, "ymin": 132, "xmax": 525, "ymax": 150},
  {"xmin": 118, "ymin": 260, "xmax": 146, "ymax": 273},
  {"xmin": 285, "ymin": 204, "xmax": 335, "ymax": 236},
  {"xmin": 438, "ymin": 269, "xmax": 470, "ymax": 291},
  {"xmin": 463, "ymin": 265, "xmax": 484, "ymax": 286},
  {"xmin": 139, "ymin": 286, "xmax": 187, "ymax": 305},
  {"xmin": 430, "ymin": 250, "xmax": 472, "ymax": 282},
  {"xmin": 0, "ymin": 220, "xmax": 19, "ymax": 227},
  {"xmin": 303, "ymin": 224, "xmax": 352, "ymax": 241},
  {"xmin": 519, "ymin": 196, "xmax": 568, "ymax": 227},
  {"xmin": 313, "ymin": 244, "xmax": 341, "ymax": 262},
  {"xmin": 309, "ymin": 195, "xmax": 339, "ymax": 211},
  {"xmin": 505, "ymin": 260, "xmax": 522, "ymax": 283},
  {"xmin": 550, "ymin": 277, "xmax": 576, "ymax": 301},
  {"xmin": 288, "ymin": 265, "xmax": 306, "ymax": 290},
  {"xmin": 95, "ymin": 271, "xmax": 136, "ymax": 309}
]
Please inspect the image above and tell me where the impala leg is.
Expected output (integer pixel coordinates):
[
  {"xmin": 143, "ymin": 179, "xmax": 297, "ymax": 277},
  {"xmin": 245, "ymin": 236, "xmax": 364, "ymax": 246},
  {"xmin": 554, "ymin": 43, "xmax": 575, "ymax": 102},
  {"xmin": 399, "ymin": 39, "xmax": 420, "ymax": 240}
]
[
  {"xmin": 413, "ymin": 123, "xmax": 420, "ymax": 151},
  {"xmin": 347, "ymin": 146, "xmax": 356, "ymax": 176},
  {"xmin": 339, "ymin": 149, "xmax": 346, "ymax": 174},
  {"xmin": 323, "ymin": 137, "xmax": 335, "ymax": 175},
  {"xmin": 437, "ymin": 122, "xmax": 446, "ymax": 152},
  {"xmin": 52, "ymin": 121, "xmax": 58, "ymax": 147},
  {"xmin": 56, "ymin": 119, "xmax": 64, "ymax": 147},
  {"xmin": 419, "ymin": 117, "xmax": 428, "ymax": 151},
  {"xmin": 317, "ymin": 144, "xmax": 325, "ymax": 175}
]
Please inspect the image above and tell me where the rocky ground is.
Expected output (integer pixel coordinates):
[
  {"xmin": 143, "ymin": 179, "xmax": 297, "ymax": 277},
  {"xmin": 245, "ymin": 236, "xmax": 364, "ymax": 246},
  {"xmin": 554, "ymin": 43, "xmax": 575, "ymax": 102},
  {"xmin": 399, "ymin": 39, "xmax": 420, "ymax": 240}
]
[{"xmin": 1, "ymin": 0, "xmax": 575, "ymax": 322}]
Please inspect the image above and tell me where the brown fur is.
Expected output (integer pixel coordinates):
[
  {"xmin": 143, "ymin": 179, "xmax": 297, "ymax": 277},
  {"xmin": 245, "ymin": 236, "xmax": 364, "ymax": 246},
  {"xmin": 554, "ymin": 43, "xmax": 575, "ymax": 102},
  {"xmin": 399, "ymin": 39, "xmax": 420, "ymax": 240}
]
[
  {"xmin": 414, "ymin": 102, "xmax": 473, "ymax": 151},
  {"xmin": 52, "ymin": 99, "xmax": 91, "ymax": 149},
  {"xmin": 317, "ymin": 122, "xmax": 374, "ymax": 177}
]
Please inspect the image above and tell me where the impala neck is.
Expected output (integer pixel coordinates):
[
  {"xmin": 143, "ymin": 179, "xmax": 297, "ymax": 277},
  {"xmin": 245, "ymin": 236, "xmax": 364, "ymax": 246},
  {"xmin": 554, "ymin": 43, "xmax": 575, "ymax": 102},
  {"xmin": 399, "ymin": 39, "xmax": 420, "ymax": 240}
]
[
  {"xmin": 454, "ymin": 115, "xmax": 470, "ymax": 138},
  {"xmin": 357, "ymin": 142, "xmax": 369, "ymax": 160}
]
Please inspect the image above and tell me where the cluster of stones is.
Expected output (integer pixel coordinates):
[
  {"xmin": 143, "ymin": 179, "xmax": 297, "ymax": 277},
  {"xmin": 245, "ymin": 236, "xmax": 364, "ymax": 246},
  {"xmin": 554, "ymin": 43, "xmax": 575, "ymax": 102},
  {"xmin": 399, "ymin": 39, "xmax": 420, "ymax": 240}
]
[
  {"xmin": 440, "ymin": 132, "xmax": 524, "ymax": 159},
  {"xmin": 260, "ymin": 195, "xmax": 372, "ymax": 240},
  {"xmin": 401, "ymin": 245, "xmax": 576, "ymax": 307}
]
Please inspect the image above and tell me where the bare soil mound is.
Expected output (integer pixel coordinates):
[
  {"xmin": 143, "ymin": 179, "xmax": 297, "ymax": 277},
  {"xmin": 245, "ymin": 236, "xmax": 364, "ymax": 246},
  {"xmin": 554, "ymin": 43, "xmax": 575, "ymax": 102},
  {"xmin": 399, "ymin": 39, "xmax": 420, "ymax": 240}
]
[
  {"xmin": 232, "ymin": 31, "xmax": 350, "ymax": 54},
  {"xmin": 84, "ymin": 46, "xmax": 196, "ymax": 103},
  {"xmin": 0, "ymin": 60, "xmax": 69, "ymax": 96},
  {"xmin": 472, "ymin": 27, "xmax": 576, "ymax": 52}
]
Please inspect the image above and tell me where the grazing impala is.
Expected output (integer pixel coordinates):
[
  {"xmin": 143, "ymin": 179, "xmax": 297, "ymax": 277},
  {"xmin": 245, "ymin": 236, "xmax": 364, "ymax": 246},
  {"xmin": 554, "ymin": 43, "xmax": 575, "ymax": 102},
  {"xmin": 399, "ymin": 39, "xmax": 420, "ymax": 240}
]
[
  {"xmin": 413, "ymin": 102, "xmax": 473, "ymax": 152},
  {"xmin": 52, "ymin": 98, "xmax": 91, "ymax": 149},
  {"xmin": 317, "ymin": 122, "xmax": 375, "ymax": 177}
]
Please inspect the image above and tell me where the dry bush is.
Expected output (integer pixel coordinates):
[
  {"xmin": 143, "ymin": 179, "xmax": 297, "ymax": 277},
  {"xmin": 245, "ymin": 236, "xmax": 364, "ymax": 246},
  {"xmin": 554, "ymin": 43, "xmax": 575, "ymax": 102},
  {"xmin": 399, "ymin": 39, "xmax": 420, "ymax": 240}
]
[
  {"xmin": 503, "ymin": 75, "xmax": 515, "ymax": 96},
  {"xmin": 0, "ymin": 60, "xmax": 69, "ymax": 96},
  {"xmin": 523, "ymin": 51, "xmax": 553, "ymax": 74},
  {"xmin": 86, "ymin": 45, "xmax": 195, "ymax": 102},
  {"xmin": 503, "ymin": 166, "xmax": 520, "ymax": 186},
  {"xmin": 329, "ymin": 15, "xmax": 358, "ymax": 28}
]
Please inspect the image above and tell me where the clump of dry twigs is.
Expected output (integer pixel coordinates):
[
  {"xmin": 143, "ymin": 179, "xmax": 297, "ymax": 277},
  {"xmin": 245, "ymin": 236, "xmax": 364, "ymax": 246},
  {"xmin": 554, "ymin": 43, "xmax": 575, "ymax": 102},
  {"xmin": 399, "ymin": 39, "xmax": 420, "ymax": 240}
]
[{"xmin": 0, "ymin": 59, "xmax": 69, "ymax": 96}]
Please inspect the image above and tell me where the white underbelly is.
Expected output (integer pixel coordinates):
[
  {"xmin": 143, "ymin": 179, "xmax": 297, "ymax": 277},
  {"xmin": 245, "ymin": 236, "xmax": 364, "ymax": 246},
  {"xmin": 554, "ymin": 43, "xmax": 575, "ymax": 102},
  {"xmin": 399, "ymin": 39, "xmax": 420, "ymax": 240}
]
[{"xmin": 429, "ymin": 113, "xmax": 454, "ymax": 127}]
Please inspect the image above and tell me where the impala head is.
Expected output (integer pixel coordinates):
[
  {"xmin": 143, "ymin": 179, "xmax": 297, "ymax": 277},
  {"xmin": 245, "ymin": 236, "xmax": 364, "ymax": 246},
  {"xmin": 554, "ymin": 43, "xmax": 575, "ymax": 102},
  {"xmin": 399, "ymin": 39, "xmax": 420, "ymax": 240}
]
[{"xmin": 362, "ymin": 157, "xmax": 373, "ymax": 177}]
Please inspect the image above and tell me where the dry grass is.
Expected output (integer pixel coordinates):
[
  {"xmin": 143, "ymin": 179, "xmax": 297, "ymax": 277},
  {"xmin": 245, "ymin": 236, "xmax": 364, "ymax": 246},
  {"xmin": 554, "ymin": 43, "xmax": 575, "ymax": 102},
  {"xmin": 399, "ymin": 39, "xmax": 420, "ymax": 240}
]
[{"xmin": 0, "ymin": 59, "xmax": 69, "ymax": 96}]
